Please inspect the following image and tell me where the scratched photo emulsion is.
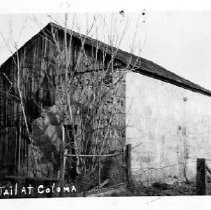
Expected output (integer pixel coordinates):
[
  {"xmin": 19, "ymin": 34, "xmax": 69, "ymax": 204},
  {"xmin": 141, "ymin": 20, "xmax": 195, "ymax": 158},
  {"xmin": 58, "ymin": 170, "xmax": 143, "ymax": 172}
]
[{"xmin": 0, "ymin": 11, "xmax": 209, "ymax": 198}]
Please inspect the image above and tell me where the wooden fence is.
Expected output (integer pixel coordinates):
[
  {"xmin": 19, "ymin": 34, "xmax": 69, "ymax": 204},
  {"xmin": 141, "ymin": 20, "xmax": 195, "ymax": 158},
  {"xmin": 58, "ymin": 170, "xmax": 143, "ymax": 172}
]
[
  {"xmin": 63, "ymin": 143, "xmax": 132, "ymax": 190},
  {"xmin": 196, "ymin": 158, "xmax": 211, "ymax": 195}
]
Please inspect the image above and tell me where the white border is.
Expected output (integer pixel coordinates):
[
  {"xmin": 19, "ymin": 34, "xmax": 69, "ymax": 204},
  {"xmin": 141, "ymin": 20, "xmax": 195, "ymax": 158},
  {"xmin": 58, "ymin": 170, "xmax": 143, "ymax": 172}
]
[{"xmin": 1, "ymin": 0, "xmax": 211, "ymax": 210}]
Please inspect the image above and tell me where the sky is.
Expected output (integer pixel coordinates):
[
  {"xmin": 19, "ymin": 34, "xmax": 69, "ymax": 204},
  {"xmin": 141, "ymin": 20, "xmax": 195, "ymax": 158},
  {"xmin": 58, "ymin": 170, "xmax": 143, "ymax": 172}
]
[{"xmin": 1, "ymin": 3, "xmax": 211, "ymax": 93}]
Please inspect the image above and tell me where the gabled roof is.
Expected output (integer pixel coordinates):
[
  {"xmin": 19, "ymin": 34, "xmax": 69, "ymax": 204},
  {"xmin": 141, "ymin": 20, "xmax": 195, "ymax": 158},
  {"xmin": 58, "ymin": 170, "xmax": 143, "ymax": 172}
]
[{"xmin": 1, "ymin": 22, "xmax": 211, "ymax": 97}]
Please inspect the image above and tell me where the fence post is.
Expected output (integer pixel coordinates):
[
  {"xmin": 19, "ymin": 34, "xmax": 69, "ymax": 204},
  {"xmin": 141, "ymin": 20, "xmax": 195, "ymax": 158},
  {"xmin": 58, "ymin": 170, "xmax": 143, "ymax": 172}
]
[
  {"xmin": 196, "ymin": 158, "xmax": 206, "ymax": 195},
  {"xmin": 98, "ymin": 157, "xmax": 101, "ymax": 189},
  {"xmin": 126, "ymin": 144, "xmax": 132, "ymax": 186}
]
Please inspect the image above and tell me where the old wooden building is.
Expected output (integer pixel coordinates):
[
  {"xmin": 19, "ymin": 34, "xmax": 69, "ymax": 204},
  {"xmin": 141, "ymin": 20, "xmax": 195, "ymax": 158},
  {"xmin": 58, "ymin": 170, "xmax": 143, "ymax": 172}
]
[
  {"xmin": 0, "ymin": 22, "xmax": 126, "ymax": 187},
  {"xmin": 1, "ymin": 22, "xmax": 211, "ymax": 187}
]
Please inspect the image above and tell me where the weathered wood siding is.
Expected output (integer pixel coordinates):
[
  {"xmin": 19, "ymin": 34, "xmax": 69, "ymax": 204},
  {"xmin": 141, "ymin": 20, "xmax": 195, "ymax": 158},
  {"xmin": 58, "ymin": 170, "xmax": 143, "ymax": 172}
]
[{"xmin": 0, "ymin": 25, "xmax": 126, "ymax": 180}]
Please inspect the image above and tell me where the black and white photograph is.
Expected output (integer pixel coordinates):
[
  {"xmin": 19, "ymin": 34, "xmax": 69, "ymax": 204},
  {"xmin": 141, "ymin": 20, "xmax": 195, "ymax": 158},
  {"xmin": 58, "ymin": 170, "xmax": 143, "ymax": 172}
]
[{"xmin": 1, "ymin": 0, "xmax": 211, "ymax": 208}]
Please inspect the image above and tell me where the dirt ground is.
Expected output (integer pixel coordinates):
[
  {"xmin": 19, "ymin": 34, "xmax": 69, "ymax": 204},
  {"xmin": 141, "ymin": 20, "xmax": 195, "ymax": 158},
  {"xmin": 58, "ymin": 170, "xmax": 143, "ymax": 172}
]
[{"xmin": 110, "ymin": 181, "xmax": 196, "ymax": 196}]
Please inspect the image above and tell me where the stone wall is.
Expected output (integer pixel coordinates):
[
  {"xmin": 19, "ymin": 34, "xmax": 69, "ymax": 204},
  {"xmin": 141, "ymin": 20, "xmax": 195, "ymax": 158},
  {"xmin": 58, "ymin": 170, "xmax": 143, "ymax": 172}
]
[
  {"xmin": 126, "ymin": 71, "xmax": 211, "ymax": 185},
  {"xmin": 30, "ymin": 105, "xmax": 63, "ymax": 178}
]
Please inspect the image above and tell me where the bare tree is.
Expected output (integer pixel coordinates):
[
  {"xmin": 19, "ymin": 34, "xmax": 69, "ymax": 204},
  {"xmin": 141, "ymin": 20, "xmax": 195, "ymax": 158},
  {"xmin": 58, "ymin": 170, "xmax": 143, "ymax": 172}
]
[{"xmin": 0, "ymin": 12, "xmax": 145, "ymax": 190}]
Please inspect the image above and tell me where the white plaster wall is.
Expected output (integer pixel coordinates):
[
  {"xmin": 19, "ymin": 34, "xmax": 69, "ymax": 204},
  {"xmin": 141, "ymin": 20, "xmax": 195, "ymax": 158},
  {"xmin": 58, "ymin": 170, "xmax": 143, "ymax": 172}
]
[{"xmin": 126, "ymin": 71, "xmax": 211, "ymax": 185}]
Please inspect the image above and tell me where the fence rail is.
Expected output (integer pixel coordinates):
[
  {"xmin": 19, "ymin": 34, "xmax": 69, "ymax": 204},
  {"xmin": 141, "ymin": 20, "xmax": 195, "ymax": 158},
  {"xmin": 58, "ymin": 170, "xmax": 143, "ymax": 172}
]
[{"xmin": 65, "ymin": 152, "xmax": 123, "ymax": 157}]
